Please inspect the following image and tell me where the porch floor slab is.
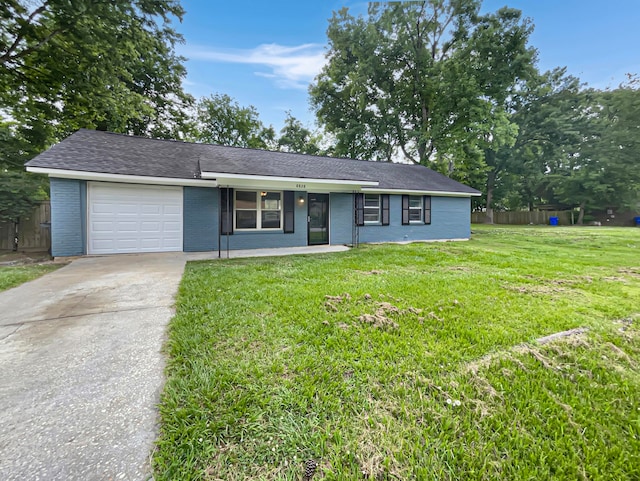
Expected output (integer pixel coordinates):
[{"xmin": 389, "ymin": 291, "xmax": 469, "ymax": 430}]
[{"xmin": 186, "ymin": 244, "xmax": 350, "ymax": 260}]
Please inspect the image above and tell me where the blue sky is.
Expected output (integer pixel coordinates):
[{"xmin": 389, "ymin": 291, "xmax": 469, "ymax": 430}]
[{"xmin": 177, "ymin": 0, "xmax": 640, "ymax": 132}]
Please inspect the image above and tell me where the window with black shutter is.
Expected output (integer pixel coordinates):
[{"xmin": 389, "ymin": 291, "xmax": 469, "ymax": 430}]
[{"xmin": 403, "ymin": 195, "xmax": 431, "ymax": 224}]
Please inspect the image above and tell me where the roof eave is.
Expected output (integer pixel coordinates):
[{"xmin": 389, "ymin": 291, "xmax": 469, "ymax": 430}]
[
  {"xmin": 203, "ymin": 171, "xmax": 378, "ymax": 192},
  {"xmin": 361, "ymin": 187, "xmax": 481, "ymax": 197},
  {"xmin": 26, "ymin": 167, "xmax": 217, "ymax": 187}
]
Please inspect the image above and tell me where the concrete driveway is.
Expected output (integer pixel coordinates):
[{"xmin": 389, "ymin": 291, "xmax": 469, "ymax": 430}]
[{"xmin": 0, "ymin": 253, "xmax": 187, "ymax": 481}]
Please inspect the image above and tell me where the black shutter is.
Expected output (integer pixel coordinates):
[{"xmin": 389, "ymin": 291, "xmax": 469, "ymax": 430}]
[
  {"xmin": 381, "ymin": 194, "xmax": 390, "ymax": 225},
  {"xmin": 220, "ymin": 188, "xmax": 233, "ymax": 235},
  {"xmin": 424, "ymin": 196, "xmax": 431, "ymax": 224},
  {"xmin": 355, "ymin": 193, "xmax": 364, "ymax": 226},
  {"xmin": 283, "ymin": 191, "xmax": 295, "ymax": 233},
  {"xmin": 402, "ymin": 195, "xmax": 410, "ymax": 225}
]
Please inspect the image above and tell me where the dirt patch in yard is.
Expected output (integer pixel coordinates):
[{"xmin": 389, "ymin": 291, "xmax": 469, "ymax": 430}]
[
  {"xmin": 0, "ymin": 251, "xmax": 54, "ymax": 266},
  {"xmin": 618, "ymin": 267, "xmax": 640, "ymax": 279},
  {"xmin": 323, "ymin": 293, "xmax": 428, "ymax": 331},
  {"xmin": 503, "ymin": 284, "xmax": 569, "ymax": 295}
]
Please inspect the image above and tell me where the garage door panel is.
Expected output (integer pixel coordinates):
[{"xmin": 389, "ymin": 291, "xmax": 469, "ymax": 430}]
[
  {"xmin": 163, "ymin": 205, "xmax": 182, "ymax": 215},
  {"xmin": 140, "ymin": 222, "xmax": 161, "ymax": 232},
  {"xmin": 115, "ymin": 239, "xmax": 140, "ymax": 250},
  {"xmin": 117, "ymin": 204, "xmax": 141, "ymax": 215},
  {"xmin": 92, "ymin": 204, "xmax": 116, "ymax": 214},
  {"xmin": 116, "ymin": 221, "xmax": 140, "ymax": 232},
  {"xmin": 163, "ymin": 221, "xmax": 182, "ymax": 232},
  {"xmin": 91, "ymin": 221, "xmax": 116, "ymax": 232},
  {"xmin": 93, "ymin": 239, "xmax": 116, "ymax": 250},
  {"xmin": 88, "ymin": 183, "xmax": 183, "ymax": 254},
  {"xmin": 140, "ymin": 238, "xmax": 162, "ymax": 249},
  {"xmin": 141, "ymin": 204, "xmax": 162, "ymax": 215},
  {"xmin": 162, "ymin": 239, "xmax": 182, "ymax": 249}
]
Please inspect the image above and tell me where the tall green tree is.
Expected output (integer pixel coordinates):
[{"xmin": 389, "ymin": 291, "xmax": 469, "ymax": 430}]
[
  {"xmin": 310, "ymin": 0, "xmax": 536, "ymax": 177},
  {"xmin": 480, "ymin": 69, "xmax": 586, "ymax": 220},
  {"xmin": 277, "ymin": 112, "xmax": 323, "ymax": 155},
  {"xmin": 1, "ymin": 0, "xmax": 192, "ymax": 152},
  {"xmin": 193, "ymin": 94, "xmax": 276, "ymax": 149}
]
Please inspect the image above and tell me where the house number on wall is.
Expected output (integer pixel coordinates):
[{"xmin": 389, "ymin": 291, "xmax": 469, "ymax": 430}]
[{"xmin": 296, "ymin": 184, "xmax": 307, "ymax": 189}]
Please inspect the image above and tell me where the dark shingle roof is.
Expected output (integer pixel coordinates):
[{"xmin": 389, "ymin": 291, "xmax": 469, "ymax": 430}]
[
  {"xmin": 26, "ymin": 129, "xmax": 480, "ymax": 195},
  {"xmin": 26, "ymin": 129, "xmax": 202, "ymax": 179}
]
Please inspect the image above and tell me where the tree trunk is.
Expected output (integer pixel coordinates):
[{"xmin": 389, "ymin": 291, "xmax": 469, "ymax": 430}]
[
  {"xmin": 485, "ymin": 171, "xmax": 496, "ymax": 224},
  {"xmin": 577, "ymin": 201, "xmax": 586, "ymax": 225}
]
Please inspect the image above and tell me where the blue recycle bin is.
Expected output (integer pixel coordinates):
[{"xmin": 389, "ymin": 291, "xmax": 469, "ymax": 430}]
[
  {"xmin": 549, "ymin": 216, "xmax": 559, "ymax": 226},
  {"xmin": 634, "ymin": 216, "xmax": 640, "ymax": 226}
]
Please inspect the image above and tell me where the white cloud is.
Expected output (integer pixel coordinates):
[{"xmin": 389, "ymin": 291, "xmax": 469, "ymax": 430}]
[{"xmin": 182, "ymin": 43, "xmax": 327, "ymax": 90}]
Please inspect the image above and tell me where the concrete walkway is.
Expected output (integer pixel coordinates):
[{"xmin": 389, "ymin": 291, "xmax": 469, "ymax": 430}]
[
  {"xmin": 0, "ymin": 244, "xmax": 347, "ymax": 480},
  {"xmin": 0, "ymin": 253, "xmax": 187, "ymax": 481}
]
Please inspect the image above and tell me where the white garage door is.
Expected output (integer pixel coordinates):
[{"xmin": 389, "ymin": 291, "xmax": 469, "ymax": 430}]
[{"xmin": 88, "ymin": 182, "xmax": 183, "ymax": 254}]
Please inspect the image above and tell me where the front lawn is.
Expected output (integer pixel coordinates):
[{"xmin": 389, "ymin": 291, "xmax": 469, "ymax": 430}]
[
  {"xmin": 155, "ymin": 226, "xmax": 640, "ymax": 480},
  {"xmin": 0, "ymin": 262, "xmax": 62, "ymax": 292}
]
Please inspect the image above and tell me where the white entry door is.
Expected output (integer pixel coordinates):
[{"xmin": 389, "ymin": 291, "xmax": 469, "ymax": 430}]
[{"xmin": 88, "ymin": 182, "xmax": 183, "ymax": 254}]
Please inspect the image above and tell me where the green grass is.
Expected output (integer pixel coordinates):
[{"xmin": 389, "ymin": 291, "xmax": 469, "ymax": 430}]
[
  {"xmin": 154, "ymin": 226, "xmax": 640, "ymax": 480},
  {"xmin": 0, "ymin": 263, "xmax": 62, "ymax": 292}
]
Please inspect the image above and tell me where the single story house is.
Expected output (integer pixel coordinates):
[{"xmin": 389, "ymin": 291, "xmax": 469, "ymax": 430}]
[{"xmin": 26, "ymin": 129, "xmax": 481, "ymax": 257}]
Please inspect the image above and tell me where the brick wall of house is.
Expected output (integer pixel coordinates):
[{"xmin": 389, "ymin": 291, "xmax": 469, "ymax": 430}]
[
  {"xmin": 183, "ymin": 187, "xmax": 218, "ymax": 252},
  {"xmin": 331, "ymin": 193, "xmax": 471, "ymax": 245},
  {"xmin": 50, "ymin": 178, "xmax": 86, "ymax": 257}
]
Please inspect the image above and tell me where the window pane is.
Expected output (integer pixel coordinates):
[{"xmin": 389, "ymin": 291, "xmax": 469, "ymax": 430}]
[
  {"xmin": 236, "ymin": 210, "xmax": 257, "ymax": 229},
  {"xmin": 236, "ymin": 191, "xmax": 257, "ymax": 209},
  {"xmin": 364, "ymin": 194, "xmax": 380, "ymax": 207},
  {"xmin": 364, "ymin": 194, "xmax": 380, "ymax": 223},
  {"xmin": 364, "ymin": 206, "xmax": 380, "ymax": 222},
  {"xmin": 261, "ymin": 192, "xmax": 281, "ymax": 210},
  {"xmin": 262, "ymin": 210, "xmax": 281, "ymax": 228},
  {"xmin": 409, "ymin": 196, "xmax": 422, "ymax": 208},
  {"xmin": 409, "ymin": 209, "xmax": 422, "ymax": 221}
]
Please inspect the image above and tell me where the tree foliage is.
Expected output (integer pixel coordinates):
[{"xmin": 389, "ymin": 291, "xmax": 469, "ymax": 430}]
[
  {"xmin": 484, "ymin": 72, "xmax": 640, "ymax": 222},
  {"xmin": 277, "ymin": 112, "xmax": 323, "ymax": 155},
  {"xmin": 1, "ymin": 0, "xmax": 192, "ymax": 152},
  {"xmin": 0, "ymin": 170, "xmax": 47, "ymax": 224},
  {"xmin": 0, "ymin": 120, "xmax": 48, "ymax": 225},
  {"xmin": 310, "ymin": 0, "xmax": 536, "ymax": 174},
  {"xmin": 547, "ymin": 82, "xmax": 640, "ymax": 221},
  {"xmin": 479, "ymin": 69, "xmax": 586, "ymax": 218},
  {"xmin": 193, "ymin": 94, "xmax": 276, "ymax": 150}
]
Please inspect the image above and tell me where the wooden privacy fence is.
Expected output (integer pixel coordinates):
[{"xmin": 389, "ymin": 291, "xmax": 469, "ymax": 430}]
[
  {"xmin": 0, "ymin": 201, "xmax": 51, "ymax": 252},
  {"xmin": 472, "ymin": 210, "xmax": 573, "ymax": 225}
]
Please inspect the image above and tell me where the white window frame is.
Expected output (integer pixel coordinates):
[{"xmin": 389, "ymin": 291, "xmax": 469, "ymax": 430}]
[
  {"xmin": 364, "ymin": 194, "xmax": 381, "ymax": 224},
  {"xmin": 408, "ymin": 195, "xmax": 424, "ymax": 224},
  {"xmin": 234, "ymin": 190, "xmax": 283, "ymax": 231}
]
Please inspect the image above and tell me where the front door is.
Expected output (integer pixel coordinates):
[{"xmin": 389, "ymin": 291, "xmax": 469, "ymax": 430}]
[{"xmin": 308, "ymin": 193, "xmax": 329, "ymax": 245}]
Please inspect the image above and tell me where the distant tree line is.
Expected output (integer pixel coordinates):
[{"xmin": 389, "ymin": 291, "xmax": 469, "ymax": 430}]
[{"xmin": 1, "ymin": 0, "xmax": 638, "ymax": 225}]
